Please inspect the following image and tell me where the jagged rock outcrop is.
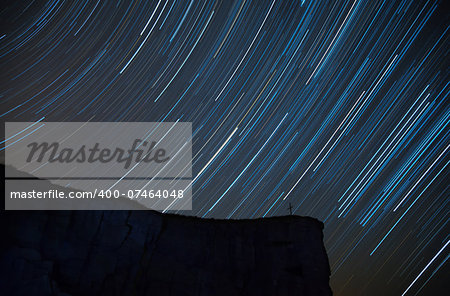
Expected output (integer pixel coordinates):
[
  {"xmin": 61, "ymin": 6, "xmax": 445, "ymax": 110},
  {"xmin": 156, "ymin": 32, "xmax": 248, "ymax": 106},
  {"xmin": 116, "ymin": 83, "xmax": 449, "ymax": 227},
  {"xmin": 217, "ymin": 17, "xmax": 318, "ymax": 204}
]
[{"xmin": 0, "ymin": 209, "xmax": 331, "ymax": 296}]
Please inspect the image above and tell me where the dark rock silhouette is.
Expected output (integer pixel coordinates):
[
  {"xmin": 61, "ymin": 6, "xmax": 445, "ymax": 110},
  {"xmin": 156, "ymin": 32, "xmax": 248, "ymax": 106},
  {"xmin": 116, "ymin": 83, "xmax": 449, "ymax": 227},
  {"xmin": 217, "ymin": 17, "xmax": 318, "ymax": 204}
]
[
  {"xmin": 1, "ymin": 165, "xmax": 332, "ymax": 295},
  {"xmin": 1, "ymin": 210, "xmax": 332, "ymax": 296}
]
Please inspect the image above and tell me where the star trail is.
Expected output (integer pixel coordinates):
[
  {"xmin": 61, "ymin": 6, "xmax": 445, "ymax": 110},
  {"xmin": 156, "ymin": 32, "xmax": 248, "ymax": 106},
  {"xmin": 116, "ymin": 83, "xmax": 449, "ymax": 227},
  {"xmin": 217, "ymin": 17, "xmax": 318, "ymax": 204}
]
[{"xmin": 1, "ymin": 0, "xmax": 448, "ymax": 295}]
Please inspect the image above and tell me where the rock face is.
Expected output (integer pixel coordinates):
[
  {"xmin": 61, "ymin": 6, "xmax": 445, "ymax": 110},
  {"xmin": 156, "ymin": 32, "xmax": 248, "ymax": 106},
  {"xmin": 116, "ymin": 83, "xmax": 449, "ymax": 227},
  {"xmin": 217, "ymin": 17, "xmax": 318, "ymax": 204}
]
[{"xmin": 0, "ymin": 210, "xmax": 331, "ymax": 296}]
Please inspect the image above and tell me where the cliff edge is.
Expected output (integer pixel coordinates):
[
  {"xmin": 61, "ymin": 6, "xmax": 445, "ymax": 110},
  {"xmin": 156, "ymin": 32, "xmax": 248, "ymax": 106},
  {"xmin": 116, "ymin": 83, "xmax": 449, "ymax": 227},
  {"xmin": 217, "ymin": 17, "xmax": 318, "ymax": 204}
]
[{"xmin": 1, "ymin": 210, "xmax": 332, "ymax": 296}]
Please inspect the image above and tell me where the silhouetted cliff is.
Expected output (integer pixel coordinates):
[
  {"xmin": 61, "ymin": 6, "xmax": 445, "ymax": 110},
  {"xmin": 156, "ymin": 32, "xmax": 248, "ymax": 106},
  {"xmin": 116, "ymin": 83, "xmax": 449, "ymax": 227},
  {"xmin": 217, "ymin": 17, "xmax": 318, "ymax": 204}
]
[
  {"xmin": 2, "ymin": 165, "xmax": 331, "ymax": 295},
  {"xmin": 1, "ymin": 210, "xmax": 332, "ymax": 296}
]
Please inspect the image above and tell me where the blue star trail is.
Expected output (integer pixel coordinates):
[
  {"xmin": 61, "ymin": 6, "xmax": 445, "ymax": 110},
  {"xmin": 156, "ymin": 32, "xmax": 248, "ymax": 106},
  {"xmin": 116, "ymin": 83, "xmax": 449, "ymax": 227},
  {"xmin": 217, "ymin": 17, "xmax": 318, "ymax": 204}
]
[{"xmin": 0, "ymin": 0, "xmax": 448, "ymax": 295}]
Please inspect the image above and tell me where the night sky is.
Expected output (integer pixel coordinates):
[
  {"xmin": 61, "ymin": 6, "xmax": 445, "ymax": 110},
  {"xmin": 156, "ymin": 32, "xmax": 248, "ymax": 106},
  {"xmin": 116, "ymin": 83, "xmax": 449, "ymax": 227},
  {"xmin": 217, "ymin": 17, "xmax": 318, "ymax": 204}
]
[{"xmin": 1, "ymin": 0, "xmax": 449, "ymax": 295}]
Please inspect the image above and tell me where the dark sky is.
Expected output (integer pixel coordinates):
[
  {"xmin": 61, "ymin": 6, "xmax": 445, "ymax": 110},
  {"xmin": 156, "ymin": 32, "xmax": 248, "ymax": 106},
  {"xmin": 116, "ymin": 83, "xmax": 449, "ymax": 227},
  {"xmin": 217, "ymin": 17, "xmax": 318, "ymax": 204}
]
[{"xmin": 1, "ymin": 0, "xmax": 448, "ymax": 295}]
